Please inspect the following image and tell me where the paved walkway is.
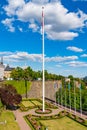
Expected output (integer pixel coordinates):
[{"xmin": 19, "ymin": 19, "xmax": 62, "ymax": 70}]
[
  {"xmin": 13, "ymin": 108, "xmax": 62, "ymax": 130},
  {"xmin": 13, "ymin": 105, "xmax": 87, "ymax": 130}
]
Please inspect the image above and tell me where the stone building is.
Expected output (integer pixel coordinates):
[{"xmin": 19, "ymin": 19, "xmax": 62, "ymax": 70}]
[{"xmin": 4, "ymin": 64, "xmax": 14, "ymax": 80}]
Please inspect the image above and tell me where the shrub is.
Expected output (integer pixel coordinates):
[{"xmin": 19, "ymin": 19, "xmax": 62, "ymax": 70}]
[
  {"xmin": 83, "ymin": 120, "xmax": 87, "ymax": 126},
  {"xmin": 0, "ymin": 84, "xmax": 22, "ymax": 109},
  {"xmin": 58, "ymin": 112, "xmax": 63, "ymax": 117},
  {"xmin": 68, "ymin": 112, "xmax": 72, "ymax": 118}
]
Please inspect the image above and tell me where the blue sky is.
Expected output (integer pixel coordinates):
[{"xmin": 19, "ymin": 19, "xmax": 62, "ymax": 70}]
[{"xmin": 0, "ymin": 0, "xmax": 87, "ymax": 77}]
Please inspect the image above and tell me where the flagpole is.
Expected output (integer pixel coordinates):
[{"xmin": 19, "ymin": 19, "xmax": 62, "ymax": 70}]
[
  {"xmin": 74, "ymin": 81, "xmax": 76, "ymax": 115},
  {"xmin": 61, "ymin": 82, "xmax": 62, "ymax": 108},
  {"xmin": 68, "ymin": 81, "xmax": 71, "ymax": 112},
  {"xmin": 80, "ymin": 83, "xmax": 82, "ymax": 117},
  {"xmin": 64, "ymin": 81, "xmax": 66, "ymax": 110},
  {"xmin": 42, "ymin": 7, "xmax": 45, "ymax": 112}
]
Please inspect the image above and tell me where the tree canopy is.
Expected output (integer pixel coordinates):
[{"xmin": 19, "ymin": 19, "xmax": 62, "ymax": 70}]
[
  {"xmin": 0, "ymin": 84, "xmax": 22, "ymax": 109},
  {"xmin": 10, "ymin": 66, "xmax": 64, "ymax": 81}
]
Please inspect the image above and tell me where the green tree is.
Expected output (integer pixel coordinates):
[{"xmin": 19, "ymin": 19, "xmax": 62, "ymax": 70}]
[{"xmin": 11, "ymin": 67, "xmax": 23, "ymax": 80}]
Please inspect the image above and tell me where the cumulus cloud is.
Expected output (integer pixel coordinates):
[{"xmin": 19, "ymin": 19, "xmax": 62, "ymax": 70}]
[
  {"xmin": 4, "ymin": 0, "xmax": 25, "ymax": 16},
  {"xmin": 2, "ymin": 0, "xmax": 87, "ymax": 40},
  {"xmin": 29, "ymin": 23, "xmax": 39, "ymax": 32},
  {"xmin": 1, "ymin": 18, "xmax": 15, "ymax": 32},
  {"xmin": 3, "ymin": 51, "xmax": 42, "ymax": 62},
  {"xmin": 72, "ymin": 0, "xmax": 87, "ymax": 2},
  {"xmin": 56, "ymin": 64, "xmax": 62, "ymax": 67},
  {"xmin": 66, "ymin": 61, "xmax": 87, "ymax": 67},
  {"xmin": 31, "ymin": 0, "xmax": 49, "ymax": 4},
  {"xmin": 81, "ymin": 54, "xmax": 87, "ymax": 57},
  {"xmin": 45, "ymin": 55, "xmax": 78, "ymax": 62},
  {"xmin": 0, "ymin": 51, "xmax": 78, "ymax": 63},
  {"xmin": 18, "ymin": 27, "xmax": 23, "ymax": 32},
  {"xmin": 67, "ymin": 46, "xmax": 84, "ymax": 52},
  {"xmin": 0, "ymin": 51, "xmax": 13, "ymax": 55}
]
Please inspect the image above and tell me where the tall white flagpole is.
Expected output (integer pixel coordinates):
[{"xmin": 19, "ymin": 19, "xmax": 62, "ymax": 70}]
[
  {"xmin": 64, "ymin": 81, "xmax": 66, "ymax": 110},
  {"xmin": 79, "ymin": 83, "xmax": 82, "ymax": 117},
  {"xmin": 74, "ymin": 81, "xmax": 76, "ymax": 115},
  {"xmin": 42, "ymin": 7, "xmax": 45, "ymax": 112},
  {"xmin": 68, "ymin": 81, "xmax": 71, "ymax": 112}
]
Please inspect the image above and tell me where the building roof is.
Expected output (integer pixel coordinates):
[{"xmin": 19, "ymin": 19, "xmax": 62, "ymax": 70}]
[{"xmin": 4, "ymin": 65, "xmax": 14, "ymax": 71}]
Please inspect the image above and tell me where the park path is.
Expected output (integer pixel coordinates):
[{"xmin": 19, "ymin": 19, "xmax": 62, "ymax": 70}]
[
  {"xmin": 13, "ymin": 108, "xmax": 62, "ymax": 130},
  {"xmin": 13, "ymin": 110, "xmax": 31, "ymax": 130},
  {"xmin": 13, "ymin": 105, "xmax": 87, "ymax": 130}
]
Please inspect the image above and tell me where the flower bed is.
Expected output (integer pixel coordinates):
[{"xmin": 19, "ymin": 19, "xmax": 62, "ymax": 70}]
[
  {"xmin": 35, "ymin": 108, "xmax": 52, "ymax": 114},
  {"xmin": 25, "ymin": 111, "xmax": 87, "ymax": 130},
  {"xmin": 20, "ymin": 98, "xmax": 58, "ymax": 112}
]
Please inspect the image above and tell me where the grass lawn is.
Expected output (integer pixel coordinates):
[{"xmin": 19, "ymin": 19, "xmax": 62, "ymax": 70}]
[
  {"xmin": 22, "ymin": 100, "xmax": 34, "ymax": 107},
  {"xmin": 31, "ymin": 100, "xmax": 42, "ymax": 106},
  {"xmin": 0, "ymin": 111, "xmax": 20, "ymax": 130},
  {"xmin": 4, "ymin": 80, "xmax": 31, "ymax": 95},
  {"xmin": 40, "ymin": 116, "xmax": 87, "ymax": 130}
]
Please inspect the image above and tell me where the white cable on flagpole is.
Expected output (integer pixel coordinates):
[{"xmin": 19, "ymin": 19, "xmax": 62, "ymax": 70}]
[{"xmin": 42, "ymin": 7, "xmax": 45, "ymax": 112}]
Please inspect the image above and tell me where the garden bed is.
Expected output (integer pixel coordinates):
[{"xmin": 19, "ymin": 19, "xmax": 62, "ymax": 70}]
[
  {"xmin": 35, "ymin": 108, "xmax": 52, "ymax": 114},
  {"xmin": 25, "ymin": 111, "xmax": 87, "ymax": 130}
]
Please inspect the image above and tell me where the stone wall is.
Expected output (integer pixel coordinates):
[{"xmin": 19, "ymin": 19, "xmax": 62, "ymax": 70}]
[
  {"xmin": 24, "ymin": 80, "xmax": 81, "ymax": 100},
  {"xmin": 27, "ymin": 80, "xmax": 61, "ymax": 101}
]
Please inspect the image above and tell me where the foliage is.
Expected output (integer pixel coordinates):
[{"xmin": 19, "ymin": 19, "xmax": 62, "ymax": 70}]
[
  {"xmin": 25, "ymin": 112, "xmax": 87, "ymax": 130},
  {"xmin": 56, "ymin": 84, "xmax": 87, "ymax": 111},
  {"xmin": 83, "ymin": 76, "xmax": 87, "ymax": 84},
  {"xmin": 0, "ymin": 84, "xmax": 22, "ymax": 109},
  {"xmin": 0, "ymin": 100, "xmax": 3, "ymax": 108},
  {"xmin": 4, "ymin": 80, "xmax": 31, "ymax": 95},
  {"xmin": 10, "ymin": 66, "xmax": 64, "ymax": 81}
]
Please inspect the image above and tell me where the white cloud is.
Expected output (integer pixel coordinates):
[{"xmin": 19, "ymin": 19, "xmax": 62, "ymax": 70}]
[
  {"xmin": 46, "ymin": 31, "xmax": 78, "ymax": 40},
  {"xmin": 2, "ymin": 0, "xmax": 87, "ymax": 40},
  {"xmin": 1, "ymin": 18, "xmax": 15, "ymax": 32},
  {"xmin": 45, "ymin": 55, "xmax": 78, "ymax": 62},
  {"xmin": 72, "ymin": 0, "xmax": 87, "ymax": 2},
  {"xmin": 0, "ymin": 51, "xmax": 13, "ymax": 55},
  {"xmin": 0, "ymin": 51, "xmax": 78, "ymax": 63},
  {"xmin": 67, "ymin": 46, "xmax": 84, "ymax": 52},
  {"xmin": 66, "ymin": 61, "xmax": 87, "ymax": 67},
  {"xmin": 4, "ymin": 0, "xmax": 25, "ymax": 16},
  {"xmin": 31, "ymin": 0, "xmax": 49, "ymax": 4},
  {"xmin": 56, "ymin": 64, "xmax": 62, "ymax": 67},
  {"xmin": 3, "ymin": 51, "xmax": 42, "ymax": 62},
  {"xmin": 81, "ymin": 54, "xmax": 87, "ymax": 57},
  {"xmin": 29, "ymin": 23, "xmax": 39, "ymax": 32},
  {"xmin": 18, "ymin": 27, "xmax": 23, "ymax": 32}
]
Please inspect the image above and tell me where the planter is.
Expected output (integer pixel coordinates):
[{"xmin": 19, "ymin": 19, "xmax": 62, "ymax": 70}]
[{"xmin": 35, "ymin": 108, "xmax": 52, "ymax": 114}]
